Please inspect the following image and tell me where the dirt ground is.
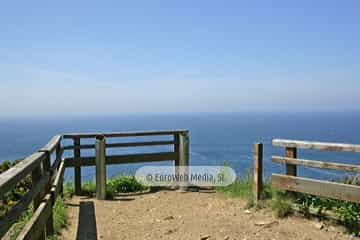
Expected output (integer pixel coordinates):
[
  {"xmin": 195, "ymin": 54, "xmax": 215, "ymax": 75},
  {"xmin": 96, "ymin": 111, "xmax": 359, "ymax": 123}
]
[{"xmin": 59, "ymin": 189, "xmax": 356, "ymax": 240}]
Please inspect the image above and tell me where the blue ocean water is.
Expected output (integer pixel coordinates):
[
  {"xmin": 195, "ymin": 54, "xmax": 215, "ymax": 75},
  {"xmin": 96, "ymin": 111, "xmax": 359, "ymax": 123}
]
[{"xmin": 0, "ymin": 112, "xmax": 359, "ymax": 181}]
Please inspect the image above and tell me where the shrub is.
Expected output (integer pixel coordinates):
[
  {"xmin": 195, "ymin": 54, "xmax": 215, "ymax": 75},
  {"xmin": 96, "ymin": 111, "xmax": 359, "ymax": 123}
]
[
  {"xmin": 107, "ymin": 175, "xmax": 147, "ymax": 193},
  {"xmin": 294, "ymin": 175, "xmax": 360, "ymax": 236},
  {"xmin": 63, "ymin": 175, "xmax": 147, "ymax": 200},
  {"xmin": 269, "ymin": 192, "xmax": 293, "ymax": 218},
  {"xmin": 0, "ymin": 159, "xmax": 31, "ymax": 216}
]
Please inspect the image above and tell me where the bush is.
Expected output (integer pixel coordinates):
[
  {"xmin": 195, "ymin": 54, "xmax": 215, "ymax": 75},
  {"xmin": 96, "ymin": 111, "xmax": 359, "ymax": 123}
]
[
  {"xmin": 0, "ymin": 159, "xmax": 31, "ymax": 216},
  {"xmin": 107, "ymin": 175, "xmax": 147, "ymax": 193},
  {"xmin": 269, "ymin": 191, "xmax": 293, "ymax": 218},
  {"xmin": 293, "ymin": 175, "xmax": 360, "ymax": 236},
  {"xmin": 63, "ymin": 175, "xmax": 148, "ymax": 200}
]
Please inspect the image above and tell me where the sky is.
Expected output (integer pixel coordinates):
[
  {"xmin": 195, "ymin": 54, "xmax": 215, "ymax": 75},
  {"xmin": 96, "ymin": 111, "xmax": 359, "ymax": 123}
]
[{"xmin": 0, "ymin": 1, "xmax": 359, "ymax": 117}]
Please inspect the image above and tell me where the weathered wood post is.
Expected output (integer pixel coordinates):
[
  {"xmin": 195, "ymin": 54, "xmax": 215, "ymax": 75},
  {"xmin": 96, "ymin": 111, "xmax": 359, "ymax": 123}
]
[
  {"xmin": 253, "ymin": 143, "xmax": 263, "ymax": 202},
  {"xmin": 178, "ymin": 131, "xmax": 189, "ymax": 192},
  {"xmin": 95, "ymin": 135, "xmax": 106, "ymax": 200},
  {"xmin": 55, "ymin": 142, "xmax": 63, "ymax": 196},
  {"xmin": 42, "ymin": 151, "xmax": 54, "ymax": 237},
  {"xmin": 285, "ymin": 147, "xmax": 297, "ymax": 176},
  {"xmin": 173, "ymin": 133, "xmax": 180, "ymax": 189},
  {"xmin": 31, "ymin": 159, "xmax": 45, "ymax": 240},
  {"xmin": 74, "ymin": 137, "xmax": 81, "ymax": 195}
]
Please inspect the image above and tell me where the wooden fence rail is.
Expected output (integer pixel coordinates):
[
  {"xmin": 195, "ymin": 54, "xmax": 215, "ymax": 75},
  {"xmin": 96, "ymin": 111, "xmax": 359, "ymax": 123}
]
[
  {"xmin": 62, "ymin": 130, "xmax": 188, "ymax": 195},
  {"xmin": 271, "ymin": 139, "xmax": 360, "ymax": 203},
  {"xmin": 0, "ymin": 129, "xmax": 189, "ymax": 239},
  {"xmin": 0, "ymin": 135, "xmax": 62, "ymax": 240}
]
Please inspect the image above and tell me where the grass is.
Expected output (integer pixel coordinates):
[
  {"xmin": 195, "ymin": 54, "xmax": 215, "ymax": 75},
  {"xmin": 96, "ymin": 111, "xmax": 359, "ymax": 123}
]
[
  {"xmin": 216, "ymin": 171, "xmax": 360, "ymax": 236},
  {"xmin": 9, "ymin": 208, "xmax": 32, "ymax": 240},
  {"xmin": 216, "ymin": 170, "xmax": 253, "ymax": 198},
  {"xmin": 1, "ymin": 159, "xmax": 69, "ymax": 239},
  {"xmin": 295, "ymin": 191, "xmax": 360, "ymax": 236},
  {"xmin": 216, "ymin": 169, "xmax": 272, "ymax": 209},
  {"xmin": 269, "ymin": 191, "xmax": 293, "ymax": 218},
  {"xmin": 8, "ymin": 197, "xmax": 68, "ymax": 240},
  {"xmin": 53, "ymin": 197, "xmax": 67, "ymax": 234},
  {"xmin": 64, "ymin": 175, "xmax": 148, "ymax": 199}
]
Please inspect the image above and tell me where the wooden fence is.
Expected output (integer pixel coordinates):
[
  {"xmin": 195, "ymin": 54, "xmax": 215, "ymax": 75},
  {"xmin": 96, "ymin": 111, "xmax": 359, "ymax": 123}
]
[
  {"xmin": 271, "ymin": 139, "xmax": 360, "ymax": 203},
  {"xmin": 0, "ymin": 135, "xmax": 63, "ymax": 240},
  {"xmin": 0, "ymin": 129, "xmax": 189, "ymax": 239}
]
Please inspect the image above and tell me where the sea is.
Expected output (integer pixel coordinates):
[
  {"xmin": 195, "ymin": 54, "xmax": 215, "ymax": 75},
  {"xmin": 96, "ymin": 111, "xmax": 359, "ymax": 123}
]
[{"xmin": 0, "ymin": 112, "xmax": 359, "ymax": 182}]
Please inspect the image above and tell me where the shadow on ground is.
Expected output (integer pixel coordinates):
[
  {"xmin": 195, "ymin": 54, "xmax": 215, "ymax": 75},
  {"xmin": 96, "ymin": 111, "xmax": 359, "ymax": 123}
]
[{"xmin": 76, "ymin": 201, "xmax": 97, "ymax": 240}]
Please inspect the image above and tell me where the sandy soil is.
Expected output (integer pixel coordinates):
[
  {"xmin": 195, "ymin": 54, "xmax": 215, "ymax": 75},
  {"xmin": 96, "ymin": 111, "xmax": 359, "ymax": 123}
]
[{"xmin": 59, "ymin": 189, "xmax": 356, "ymax": 240}]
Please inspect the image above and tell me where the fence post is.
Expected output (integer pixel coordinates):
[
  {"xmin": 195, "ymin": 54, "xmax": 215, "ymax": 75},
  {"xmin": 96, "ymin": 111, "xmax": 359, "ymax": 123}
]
[
  {"xmin": 95, "ymin": 135, "xmax": 106, "ymax": 200},
  {"xmin": 74, "ymin": 137, "xmax": 81, "ymax": 195},
  {"xmin": 173, "ymin": 133, "xmax": 180, "ymax": 189},
  {"xmin": 178, "ymin": 131, "xmax": 189, "ymax": 192},
  {"xmin": 285, "ymin": 147, "xmax": 297, "ymax": 176},
  {"xmin": 31, "ymin": 163, "xmax": 46, "ymax": 240},
  {"xmin": 55, "ymin": 142, "xmax": 63, "ymax": 196},
  {"xmin": 253, "ymin": 143, "xmax": 263, "ymax": 202},
  {"xmin": 42, "ymin": 151, "xmax": 54, "ymax": 237}
]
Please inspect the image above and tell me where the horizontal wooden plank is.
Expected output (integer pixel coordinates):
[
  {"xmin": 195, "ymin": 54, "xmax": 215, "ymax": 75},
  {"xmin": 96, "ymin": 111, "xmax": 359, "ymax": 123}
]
[
  {"xmin": 64, "ymin": 152, "xmax": 176, "ymax": 167},
  {"xmin": 0, "ymin": 174, "xmax": 49, "ymax": 238},
  {"xmin": 63, "ymin": 140, "xmax": 175, "ymax": 150},
  {"xmin": 272, "ymin": 139, "xmax": 360, "ymax": 152},
  {"xmin": 62, "ymin": 144, "xmax": 94, "ymax": 150},
  {"xmin": 107, "ymin": 140, "xmax": 175, "ymax": 148},
  {"xmin": 272, "ymin": 174, "xmax": 360, "ymax": 203},
  {"xmin": 50, "ymin": 160, "xmax": 65, "ymax": 199},
  {"xmin": 39, "ymin": 135, "xmax": 62, "ymax": 153},
  {"xmin": 50, "ymin": 157, "xmax": 62, "ymax": 174},
  {"xmin": 17, "ymin": 193, "xmax": 52, "ymax": 240},
  {"xmin": 272, "ymin": 156, "xmax": 360, "ymax": 173},
  {"xmin": 50, "ymin": 149, "xmax": 64, "ymax": 174},
  {"xmin": 62, "ymin": 129, "xmax": 188, "ymax": 139},
  {"xmin": 0, "ymin": 152, "xmax": 46, "ymax": 197}
]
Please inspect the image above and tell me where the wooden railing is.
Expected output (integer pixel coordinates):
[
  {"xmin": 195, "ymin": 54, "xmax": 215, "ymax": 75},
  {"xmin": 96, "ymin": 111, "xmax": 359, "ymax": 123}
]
[
  {"xmin": 62, "ymin": 129, "xmax": 189, "ymax": 195},
  {"xmin": 0, "ymin": 129, "xmax": 189, "ymax": 239},
  {"xmin": 272, "ymin": 139, "xmax": 360, "ymax": 203},
  {"xmin": 0, "ymin": 135, "xmax": 63, "ymax": 239}
]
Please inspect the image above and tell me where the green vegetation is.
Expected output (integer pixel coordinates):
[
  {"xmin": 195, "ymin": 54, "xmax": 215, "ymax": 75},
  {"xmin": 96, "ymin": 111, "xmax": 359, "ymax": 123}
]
[
  {"xmin": 0, "ymin": 159, "xmax": 32, "ymax": 216},
  {"xmin": 216, "ymin": 170, "xmax": 253, "ymax": 198},
  {"xmin": 9, "ymin": 208, "xmax": 32, "ymax": 240},
  {"xmin": 269, "ymin": 191, "xmax": 293, "ymax": 218},
  {"xmin": 295, "ymin": 190, "xmax": 360, "ymax": 236},
  {"xmin": 0, "ymin": 162, "xmax": 145, "ymax": 238},
  {"xmin": 216, "ymin": 169, "xmax": 255, "ymax": 209},
  {"xmin": 64, "ymin": 175, "xmax": 148, "ymax": 199},
  {"xmin": 216, "ymin": 169, "xmax": 272, "ymax": 209},
  {"xmin": 53, "ymin": 197, "xmax": 67, "ymax": 234},
  {"xmin": 216, "ymin": 172, "xmax": 360, "ymax": 236},
  {"xmin": 1, "ymin": 160, "xmax": 68, "ymax": 240},
  {"xmin": 8, "ymin": 197, "xmax": 67, "ymax": 240},
  {"xmin": 3, "ymin": 157, "xmax": 359, "ymax": 237}
]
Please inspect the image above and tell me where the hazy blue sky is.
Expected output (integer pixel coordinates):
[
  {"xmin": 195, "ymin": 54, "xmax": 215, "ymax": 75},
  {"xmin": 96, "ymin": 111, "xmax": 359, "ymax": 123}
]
[{"xmin": 1, "ymin": 1, "xmax": 359, "ymax": 117}]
